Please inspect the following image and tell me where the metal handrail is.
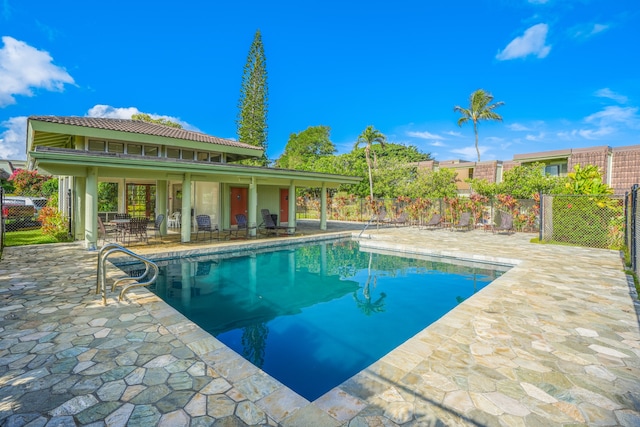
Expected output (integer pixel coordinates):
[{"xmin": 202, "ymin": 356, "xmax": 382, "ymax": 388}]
[
  {"xmin": 96, "ymin": 242, "xmax": 159, "ymax": 305},
  {"xmin": 358, "ymin": 216, "xmax": 380, "ymax": 238}
]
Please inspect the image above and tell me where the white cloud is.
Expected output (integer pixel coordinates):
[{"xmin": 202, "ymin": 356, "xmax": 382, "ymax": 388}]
[
  {"xmin": 578, "ymin": 127, "xmax": 615, "ymax": 139},
  {"xmin": 86, "ymin": 105, "xmax": 200, "ymax": 131},
  {"xmin": 584, "ymin": 105, "xmax": 640, "ymax": 129},
  {"xmin": 508, "ymin": 123, "xmax": 531, "ymax": 131},
  {"xmin": 444, "ymin": 131, "xmax": 462, "ymax": 137},
  {"xmin": 525, "ymin": 132, "xmax": 546, "ymax": 141},
  {"xmin": 430, "ymin": 141, "xmax": 446, "ymax": 147},
  {"xmin": 570, "ymin": 23, "xmax": 610, "ymax": 40},
  {"xmin": 0, "ymin": 36, "xmax": 75, "ymax": 107},
  {"xmin": 594, "ymin": 88, "xmax": 627, "ymax": 104},
  {"xmin": 406, "ymin": 130, "xmax": 444, "ymax": 140},
  {"xmin": 0, "ymin": 116, "xmax": 27, "ymax": 160},
  {"xmin": 496, "ymin": 23, "xmax": 551, "ymax": 60},
  {"xmin": 450, "ymin": 145, "xmax": 485, "ymax": 161}
]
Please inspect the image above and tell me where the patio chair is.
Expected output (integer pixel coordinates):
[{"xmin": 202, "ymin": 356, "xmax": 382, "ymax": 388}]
[
  {"xmin": 259, "ymin": 209, "xmax": 289, "ymax": 236},
  {"xmin": 149, "ymin": 214, "xmax": 165, "ymax": 240},
  {"xmin": 97, "ymin": 216, "xmax": 118, "ymax": 244},
  {"xmin": 493, "ymin": 211, "xmax": 515, "ymax": 234},
  {"xmin": 122, "ymin": 217, "xmax": 149, "ymax": 244},
  {"xmin": 167, "ymin": 211, "xmax": 181, "ymax": 228},
  {"xmin": 196, "ymin": 214, "xmax": 219, "ymax": 241},
  {"xmin": 226, "ymin": 213, "xmax": 252, "ymax": 239},
  {"xmin": 451, "ymin": 212, "xmax": 472, "ymax": 232},
  {"xmin": 422, "ymin": 213, "xmax": 442, "ymax": 230}
]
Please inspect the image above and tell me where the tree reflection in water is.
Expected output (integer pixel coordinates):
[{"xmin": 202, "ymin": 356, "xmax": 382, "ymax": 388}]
[
  {"xmin": 241, "ymin": 323, "xmax": 269, "ymax": 367},
  {"xmin": 353, "ymin": 252, "xmax": 387, "ymax": 315}
]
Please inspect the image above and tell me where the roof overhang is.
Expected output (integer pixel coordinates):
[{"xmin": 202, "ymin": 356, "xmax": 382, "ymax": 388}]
[
  {"xmin": 30, "ymin": 147, "xmax": 361, "ymax": 188},
  {"xmin": 27, "ymin": 118, "xmax": 262, "ymax": 161}
]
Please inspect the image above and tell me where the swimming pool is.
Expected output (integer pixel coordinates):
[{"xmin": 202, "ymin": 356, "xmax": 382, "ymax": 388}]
[{"xmin": 138, "ymin": 239, "xmax": 509, "ymax": 401}]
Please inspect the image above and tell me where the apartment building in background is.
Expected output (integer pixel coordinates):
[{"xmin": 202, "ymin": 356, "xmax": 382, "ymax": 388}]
[{"xmin": 415, "ymin": 144, "xmax": 640, "ymax": 196}]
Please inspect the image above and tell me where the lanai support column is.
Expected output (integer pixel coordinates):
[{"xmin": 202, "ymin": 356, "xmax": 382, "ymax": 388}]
[
  {"xmin": 288, "ymin": 181, "xmax": 296, "ymax": 233},
  {"xmin": 320, "ymin": 183, "xmax": 327, "ymax": 231},
  {"xmin": 181, "ymin": 173, "xmax": 192, "ymax": 243},
  {"xmin": 248, "ymin": 177, "xmax": 257, "ymax": 237},
  {"xmin": 85, "ymin": 166, "xmax": 98, "ymax": 250},
  {"xmin": 74, "ymin": 177, "xmax": 85, "ymax": 242},
  {"xmin": 156, "ymin": 180, "xmax": 168, "ymax": 235}
]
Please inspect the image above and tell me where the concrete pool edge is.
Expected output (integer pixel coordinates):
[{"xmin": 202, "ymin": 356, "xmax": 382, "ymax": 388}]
[{"xmin": 115, "ymin": 234, "xmax": 531, "ymax": 425}]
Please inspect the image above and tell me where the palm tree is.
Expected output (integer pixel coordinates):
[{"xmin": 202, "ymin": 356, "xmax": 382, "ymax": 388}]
[
  {"xmin": 354, "ymin": 125, "xmax": 386, "ymax": 199},
  {"xmin": 454, "ymin": 89, "xmax": 504, "ymax": 162}
]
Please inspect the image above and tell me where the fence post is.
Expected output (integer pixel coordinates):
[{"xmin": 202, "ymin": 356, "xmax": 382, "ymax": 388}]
[
  {"xmin": 538, "ymin": 192, "xmax": 543, "ymax": 242},
  {"xmin": 632, "ymin": 184, "xmax": 638, "ymax": 274}
]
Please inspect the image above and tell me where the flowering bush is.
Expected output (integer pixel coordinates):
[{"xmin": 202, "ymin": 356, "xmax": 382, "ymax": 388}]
[
  {"xmin": 39, "ymin": 206, "xmax": 71, "ymax": 241},
  {"xmin": 8, "ymin": 169, "xmax": 51, "ymax": 195}
]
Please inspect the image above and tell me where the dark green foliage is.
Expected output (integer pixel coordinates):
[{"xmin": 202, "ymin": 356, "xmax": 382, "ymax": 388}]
[
  {"xmin": 131, "ymin": 113, "xmax": 182, "ymax": 128},
  {"xmin": 98, "ymin": 182, "xmax": 118, "ymax": 212},
  {"xmin": 237, "ymin": 29, "xmax": 269, "ymax": 166},
  {"xmin": 276, "ymin": 125, "xmax": 335, "ymax": 169}
]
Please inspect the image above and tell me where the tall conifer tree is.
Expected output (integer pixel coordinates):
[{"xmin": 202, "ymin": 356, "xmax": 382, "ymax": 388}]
[{"xmin": 237, "ymin": 29, "xmax": 269, "ymax": 166}]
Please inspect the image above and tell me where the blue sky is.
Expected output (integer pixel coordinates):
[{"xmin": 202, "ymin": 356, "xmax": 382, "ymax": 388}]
[{"xmin": 1, "ymin": 0, "xmax": 638, "ymax": 163}]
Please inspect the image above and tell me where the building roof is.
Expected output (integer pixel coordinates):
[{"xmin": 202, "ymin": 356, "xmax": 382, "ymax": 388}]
[{"xmin": 28, "ymin": 116, "xmax": 261, "ymax": 152}]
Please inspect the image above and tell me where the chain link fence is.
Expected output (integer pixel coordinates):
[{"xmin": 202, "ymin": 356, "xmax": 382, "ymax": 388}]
[
  {"xmin": 626, "ymin": 185, "xmax": 639, "ymax": 276},
  {"xmin": 540, "ymin": 194, "xmax": 625, "ymax": 249},
  {"xmin": 296, "ymin": 195, "xmax": 540, "ymax": 232},
  {"xmin": 1, "ymin": 186, "xmax": 72, "ymax": 252}
]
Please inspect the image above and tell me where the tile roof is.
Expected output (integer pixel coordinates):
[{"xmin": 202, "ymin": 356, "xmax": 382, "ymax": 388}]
[{"xmin": 29, "ymin": 116, "xmax": 261, "ymax": 152}]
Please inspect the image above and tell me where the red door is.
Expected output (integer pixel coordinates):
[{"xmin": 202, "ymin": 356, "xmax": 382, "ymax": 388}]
[
  {"xmin": 230, "ymin": 187, "xmax": 248, "ymax": 225},
  {"xmin": 279, "ymin": 189, "xmax": 289, "ymax": 223}
]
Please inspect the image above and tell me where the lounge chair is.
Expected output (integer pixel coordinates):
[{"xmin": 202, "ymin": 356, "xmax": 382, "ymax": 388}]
[
  {"xmin": 493, "ymin": 211, "xmax": 515, "ymax": 234},
  {"xmin": 259, "ymin": 209, "xmax": 290, "ymax": 236},
  {"xmin": 451, "ymin": 212, "xmax": 472, "ymax": 231},
  {"xmin": 195, "ymin": 214, "xmax": 220, "ymax": 241},
  {"xmin": 388, "ymin": 212, "xmax": 409, "ymax": 227},
  {"xmin": 422, "ymin": 213, "xmax": 442, "ymax": 230}
]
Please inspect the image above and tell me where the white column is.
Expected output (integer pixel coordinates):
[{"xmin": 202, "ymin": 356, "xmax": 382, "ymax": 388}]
[
  {"xmin": 85, "ymin": 167, "xmax": 98, "ymax": 250},
  {"xmin": 288, "ymin": 181, "xmax": 296, "ymax": 233},
  {"xmin": 320, "ymin": 183, "xmax": 327, "ymax": 230},
  {"xmin": 181, "ymin": 173, "xmax": 192, "ymax": 242},
  {"xmin": 248, "ymin": 177, "xmax": 257, "ymax": 237}
]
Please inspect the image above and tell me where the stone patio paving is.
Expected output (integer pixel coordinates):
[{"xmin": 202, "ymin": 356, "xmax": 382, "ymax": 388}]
[{"xmin": 1, "ymin": 221, "xmax": 639, "ymax": 426}]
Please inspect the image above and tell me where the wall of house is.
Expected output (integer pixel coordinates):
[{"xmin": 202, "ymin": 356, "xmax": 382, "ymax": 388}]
[
  {"xmin": 611, "ymin": 145, "xmax": 640, "ymax": 195},
  {"xmin": 568, "ymin": 146, "xmax": 610, "ymax": 184},
  {"xmin": 473, "ymin": 162, "xmax": 499, "ymax": 183}
]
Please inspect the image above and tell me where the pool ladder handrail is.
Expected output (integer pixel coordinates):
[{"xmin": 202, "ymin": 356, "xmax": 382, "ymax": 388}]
[
  {"xmin": 358, "ymin": 216, "xmax": 379, "ymax": 238},
  {"xmin": 96, "ymin": 242, "xmax": 159, "ymax": 305}
]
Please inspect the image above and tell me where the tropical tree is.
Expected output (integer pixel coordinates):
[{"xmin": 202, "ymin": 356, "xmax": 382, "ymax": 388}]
[
  {"xmin": 237, "ymin": 29, "xmax": 269, "ymax": 166},
  {"xmin": 276, "ymin": 125, "xmax": 335, "ymax": 170},
  {"xmin": 454, "ymin": 89, "xmax": 504, "ymax": 162},
  {"xmin": 131, "ymin": 113, "xmax": 182, "ymax": 129},
  {"xmin": 354, "ymin": 125, "xmax": 386, "ymax": 199}
]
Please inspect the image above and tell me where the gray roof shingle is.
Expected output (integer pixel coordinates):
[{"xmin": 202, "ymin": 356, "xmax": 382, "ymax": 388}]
[{"xmin": 29, "ymin": 115, "xmax": 261, "ymax": 152}]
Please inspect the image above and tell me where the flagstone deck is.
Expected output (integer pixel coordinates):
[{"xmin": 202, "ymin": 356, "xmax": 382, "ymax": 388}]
[{"xmin": 1, "ymin": 222, "xmax": 639, "ymax": 426}]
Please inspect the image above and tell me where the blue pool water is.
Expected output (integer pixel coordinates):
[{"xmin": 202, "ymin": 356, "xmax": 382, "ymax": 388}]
[{"xmin": 141, "ymin": 240, "xmax": 508, "ymax": 401}]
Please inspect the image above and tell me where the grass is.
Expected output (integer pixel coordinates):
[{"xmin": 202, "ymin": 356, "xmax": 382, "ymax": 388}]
[{"xmin": 3, "ymin": 229, "xmax": 63, "ymax": 246}]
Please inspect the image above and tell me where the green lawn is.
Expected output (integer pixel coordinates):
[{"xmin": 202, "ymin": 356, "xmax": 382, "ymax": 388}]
[{"xmin": 3, "ymin": 229, "xmax": 61, "ymax": 246}]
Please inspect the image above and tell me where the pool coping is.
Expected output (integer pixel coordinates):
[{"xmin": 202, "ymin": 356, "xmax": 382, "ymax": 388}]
[{"xmin": 109, "ymin": 232, "xmax": 532, "ymax": 424}]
